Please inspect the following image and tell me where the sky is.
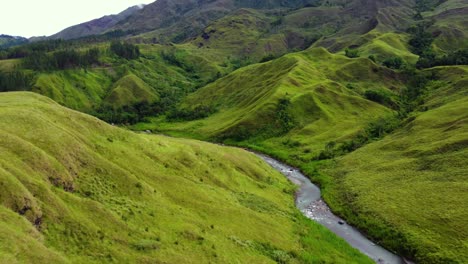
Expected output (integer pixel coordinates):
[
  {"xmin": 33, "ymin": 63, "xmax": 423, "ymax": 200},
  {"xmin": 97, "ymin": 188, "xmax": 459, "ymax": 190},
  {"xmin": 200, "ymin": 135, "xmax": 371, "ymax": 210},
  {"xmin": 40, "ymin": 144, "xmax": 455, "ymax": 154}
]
[{"xmin": 0, "ymin": 0, "xmax": 156, "ymax": 38}]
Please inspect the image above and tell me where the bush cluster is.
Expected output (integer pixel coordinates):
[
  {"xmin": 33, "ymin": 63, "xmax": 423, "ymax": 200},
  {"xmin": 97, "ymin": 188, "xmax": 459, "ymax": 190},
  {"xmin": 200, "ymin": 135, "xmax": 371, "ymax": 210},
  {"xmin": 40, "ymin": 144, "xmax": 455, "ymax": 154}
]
[
  {"xmin": 110, "ymin": 41, "xmax": 140, "ymax": 60},
  {"xmin": 22, "ymin": 48, "xmax": 100, "ymax": 71}
]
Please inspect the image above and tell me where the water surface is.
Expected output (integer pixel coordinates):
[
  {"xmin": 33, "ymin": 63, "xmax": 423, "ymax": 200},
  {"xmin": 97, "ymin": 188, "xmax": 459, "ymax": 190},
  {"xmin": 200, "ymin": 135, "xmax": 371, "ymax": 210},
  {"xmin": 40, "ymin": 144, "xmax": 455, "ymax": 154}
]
[{"xmin": 258, "ymin": 154, "xmax": 410, "ymax": 264}]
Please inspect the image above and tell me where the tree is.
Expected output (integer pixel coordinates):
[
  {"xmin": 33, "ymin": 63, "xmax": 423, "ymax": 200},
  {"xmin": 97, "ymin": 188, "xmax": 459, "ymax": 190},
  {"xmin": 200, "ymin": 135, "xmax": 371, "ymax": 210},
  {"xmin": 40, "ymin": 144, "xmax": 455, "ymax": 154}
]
[
  {"xmin": 110, "ymin": 41, "xmax": 140, "ymax": 60},
  {"xmin": 345, "ymin": 48, "xmax": 359, "ymax": 58},
  {"xmin": 383, "ymin": 56, "xmax": 404, "ymax": 69}
]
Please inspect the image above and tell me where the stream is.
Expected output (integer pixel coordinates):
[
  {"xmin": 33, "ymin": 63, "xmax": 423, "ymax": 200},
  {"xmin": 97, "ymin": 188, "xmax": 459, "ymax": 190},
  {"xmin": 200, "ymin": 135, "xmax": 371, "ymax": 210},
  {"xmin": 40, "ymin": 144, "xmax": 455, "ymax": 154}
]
[{"xmin": 257, "ymin": 154, "xmax": 411, "ymax": 264}]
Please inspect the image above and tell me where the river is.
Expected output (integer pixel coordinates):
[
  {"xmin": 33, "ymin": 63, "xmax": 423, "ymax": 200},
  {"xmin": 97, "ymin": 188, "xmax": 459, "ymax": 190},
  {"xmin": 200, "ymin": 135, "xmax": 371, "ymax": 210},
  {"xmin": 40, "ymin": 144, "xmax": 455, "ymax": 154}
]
[{"xmin": 257, "ymin": 154, "xmax": 411, "ymax": 264}]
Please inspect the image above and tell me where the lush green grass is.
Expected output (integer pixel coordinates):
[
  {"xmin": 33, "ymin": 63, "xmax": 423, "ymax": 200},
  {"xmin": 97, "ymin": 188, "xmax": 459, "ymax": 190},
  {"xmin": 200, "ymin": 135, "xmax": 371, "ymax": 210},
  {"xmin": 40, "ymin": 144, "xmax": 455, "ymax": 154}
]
[
  {"xmin": 146, "ymin": 47, "xmax": 402, "ymax": 157},
  {"xmin": 143, "ymin": 46, "xmax": 467, "ymax": 263},
  {"xmin": 0, "ymin": 92, "xmax": 372, "ymax": 263},
  {"xmin": 0, "ymin": 59, "xmax": 20, "ymax": 72},
  {"xmin": 318, "ymin": 66, "xmax": 468, "ymax": 263},
  {"xmin": 104, "ymin": 74, "xmax": 159, "ymax": 109},
  {"xmin": 32, "ymin": 69, "xmax": 112, "ymax": 111}
]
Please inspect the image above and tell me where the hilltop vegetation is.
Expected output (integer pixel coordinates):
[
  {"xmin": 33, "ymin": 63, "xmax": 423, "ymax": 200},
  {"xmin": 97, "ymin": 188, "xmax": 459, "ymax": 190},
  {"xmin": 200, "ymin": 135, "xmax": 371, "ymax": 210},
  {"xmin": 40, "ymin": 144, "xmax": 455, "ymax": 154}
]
[{"xmin": 0, "ymin": 92, "xmax": 372, "ymax": 263}]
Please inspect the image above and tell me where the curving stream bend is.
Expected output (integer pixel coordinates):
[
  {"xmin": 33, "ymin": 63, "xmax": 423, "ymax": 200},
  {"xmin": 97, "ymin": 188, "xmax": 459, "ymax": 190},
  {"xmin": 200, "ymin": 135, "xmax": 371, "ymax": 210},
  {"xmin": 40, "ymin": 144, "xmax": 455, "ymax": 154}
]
[{"xmin": 257, "ymin": 154, "xmax": 412, "ymax": 264}]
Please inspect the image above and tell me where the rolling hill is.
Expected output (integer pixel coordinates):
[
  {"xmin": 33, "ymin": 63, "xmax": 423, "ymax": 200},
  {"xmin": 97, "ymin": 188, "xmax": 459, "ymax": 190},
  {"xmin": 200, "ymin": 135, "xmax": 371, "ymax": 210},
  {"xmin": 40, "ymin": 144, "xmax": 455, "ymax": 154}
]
[
  {"xmin": 322, "ymin": 65, "xmax": 468, "ymax": 263},
  {"xmin": 0, "ymin": 0, "xmax": 467, "ymax": 263},
  {"xmin": 0, "ymin": 92, "xmax": 371, "ymax": 263}
]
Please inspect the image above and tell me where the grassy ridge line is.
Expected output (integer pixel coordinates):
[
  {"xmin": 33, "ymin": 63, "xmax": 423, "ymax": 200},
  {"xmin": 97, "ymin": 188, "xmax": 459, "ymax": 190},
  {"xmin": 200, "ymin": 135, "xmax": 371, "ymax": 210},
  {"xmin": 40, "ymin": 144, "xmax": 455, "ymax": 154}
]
[{"xmin": 0, "ymin": 92, "xmax": 372, "ymax": 263}]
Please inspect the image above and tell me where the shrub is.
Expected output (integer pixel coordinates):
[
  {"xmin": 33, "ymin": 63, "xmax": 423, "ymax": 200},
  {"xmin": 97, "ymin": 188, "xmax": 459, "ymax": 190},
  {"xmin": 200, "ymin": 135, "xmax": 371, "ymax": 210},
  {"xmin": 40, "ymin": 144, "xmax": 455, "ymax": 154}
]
[
  {"xmin": 110, "ymin": 41, "xmax": 140, "ymax": 60},
  {"xmin": 345, "ymin": 48, "xmax": 359, "ymax": 58},
  {"xmin": 168, "ymin": 105, "xmax": 216, "ymax": 121},
  {"xmin": 382, "ymin": 56, "xmax": 404, "ymax": 69},
  {"xmin": 364, "ymin": 89, "xmax": 397, "ymax": 109}
]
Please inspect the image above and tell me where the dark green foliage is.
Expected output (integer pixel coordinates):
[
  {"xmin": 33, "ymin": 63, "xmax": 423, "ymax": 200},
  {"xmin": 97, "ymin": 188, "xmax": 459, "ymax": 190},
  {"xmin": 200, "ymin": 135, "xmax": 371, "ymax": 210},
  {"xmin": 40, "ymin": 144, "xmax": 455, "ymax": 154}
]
[
  {"xmin": 0, "ymin": 70, "xmax": 34, "ymax": 91},
  {"xmin": 402, "ymin": 68, "xmax": 430, "ymax": 101},
  {"xmin": 229, "ymin": 56, "xmax": 253, "ymax": 70},
  {"xmin": 96, "ymin": 100, "xmax": 163, "ymax": 125},
  {"xmin": 414, "ymin": 0, "xmax": 445, "ymax": 12},
  {"xmin": 260, "ymin": 54, "xmax": 279, "ymax": 63},
  {"xmin": 270, "ymin": 17, "xmax": 283, "ymax": 27},
  {"xmin": 364, "ymin": 89, "xmax": 397, "ymax": 109},
  {"xmin": 416, "ymin": 49, "xmax": 468, "ymax": 68},
  {"xmin": 408, "ymin": 23, "xmax": 434, "ymax": 56},
  {"xmin": 110, "ymin": 41, "xmax": 140, "ymax": 60},
  {"xmin": 2, "ymin": 39, "xmax": 69, "ymax": 59},
  {"xmin": 315, "ymin": 68, "xmax": 431, "ymax": 160},
  {"xmin": 345, "ymin": 48, "xmax": 359, "ymax": 58},
  {"xmin": 316, "ymin": 115, "xmax": 401, "ymax": 159},
  {"xmin": 168, "ymin": 105, "xmax": 216, "ymax": 121},
  {"xmin": 365, "ymin": 116, "xmax": 401, "ymax": 139},
  {"xmin": 276, "ymin": 98, "xmax": 295, "ymax": 134},
  {"xmin": 22, "ymin": 48, "xmax": 100, "ymax": 71},
  {"xmin": 160, "ymin": 50, "xmax": 194, "ymax": 73},
  {"xmin": 382, "ymin": 56, "xmax": 404, "ymax": 69}
]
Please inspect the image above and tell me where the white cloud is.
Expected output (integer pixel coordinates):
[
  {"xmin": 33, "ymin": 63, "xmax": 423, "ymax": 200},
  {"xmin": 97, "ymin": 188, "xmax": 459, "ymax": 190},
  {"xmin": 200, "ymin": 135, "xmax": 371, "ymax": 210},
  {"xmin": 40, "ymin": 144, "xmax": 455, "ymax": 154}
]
[{"xmin": 0, "ymin": 0, "xmax": 155, "ymax": 38}]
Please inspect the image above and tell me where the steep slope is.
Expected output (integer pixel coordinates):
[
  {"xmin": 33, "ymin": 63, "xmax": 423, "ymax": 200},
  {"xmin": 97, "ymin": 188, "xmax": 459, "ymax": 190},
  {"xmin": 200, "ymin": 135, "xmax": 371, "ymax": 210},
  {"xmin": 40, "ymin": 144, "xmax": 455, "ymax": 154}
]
[
  {"xmin": 141, "ymin": 48, "xmax": 468, "ymax": 263},
  {"xmin": 49, "ymin": 5, "xmax": 144, "ymax": 40},
  {"xmin": 153, "ymin": 47, "xmax": 403, "ymax": 157},
  {"xmin": 115, "ymin": 0, "xmax": 321, "ymax": 42},
  {"xmin": 424, "ymin": 0, "xmax": 468, "ymax": 51},
  {"xmin": 103, "ymin": 74, "xmax": 159, "ymax": 109},
  {"xmin": 323, "ymin": 66, "xmax": 468, "ymax": 263},
  {"xmin": 0, "ymin": 92, "xmax": 372, "ymax": 263}
]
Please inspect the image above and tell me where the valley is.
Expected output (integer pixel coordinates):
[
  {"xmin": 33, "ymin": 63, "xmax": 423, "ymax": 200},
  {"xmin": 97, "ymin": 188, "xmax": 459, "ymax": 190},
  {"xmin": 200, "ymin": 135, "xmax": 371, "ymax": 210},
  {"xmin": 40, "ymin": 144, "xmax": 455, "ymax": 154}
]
[{"xmin": 0, "ymin": 0, "xmax": 467, "ymax": 263}]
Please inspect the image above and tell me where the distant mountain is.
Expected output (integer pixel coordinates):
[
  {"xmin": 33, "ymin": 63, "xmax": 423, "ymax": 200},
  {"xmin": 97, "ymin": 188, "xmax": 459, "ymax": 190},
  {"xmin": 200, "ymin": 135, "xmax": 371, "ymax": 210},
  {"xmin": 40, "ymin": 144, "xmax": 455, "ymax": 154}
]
[
  {"xmin": 112, "ymin": 0, "xmax": 322, "ymax": 42},
  {"xmin": 0, "ymin": 34, "xmax": 28, "ymax": 49},
  {"xmin": 49, "ymin": 5, "xmax": 145, "ymax": 40}
]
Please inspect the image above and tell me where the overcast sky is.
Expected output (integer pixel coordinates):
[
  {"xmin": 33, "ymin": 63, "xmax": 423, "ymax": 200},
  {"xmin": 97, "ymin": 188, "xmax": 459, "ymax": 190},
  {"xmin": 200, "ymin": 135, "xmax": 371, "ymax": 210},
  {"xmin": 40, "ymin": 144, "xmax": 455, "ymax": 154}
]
[{"xmin": 0, "ymin": 0, "xmax": 155, "ymax": 38}]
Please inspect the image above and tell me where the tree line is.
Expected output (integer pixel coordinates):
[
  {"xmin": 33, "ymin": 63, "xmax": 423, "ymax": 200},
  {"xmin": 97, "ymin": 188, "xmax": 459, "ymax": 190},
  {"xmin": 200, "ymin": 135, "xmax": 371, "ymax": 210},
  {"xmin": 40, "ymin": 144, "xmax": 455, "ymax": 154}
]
[
  {"xmin": 0, "ymin": 70, "xmax": 33, "ymax": 92},
  {"xmin": 22, "ymin": 48, "xmax": 100, "ymax": 71}
]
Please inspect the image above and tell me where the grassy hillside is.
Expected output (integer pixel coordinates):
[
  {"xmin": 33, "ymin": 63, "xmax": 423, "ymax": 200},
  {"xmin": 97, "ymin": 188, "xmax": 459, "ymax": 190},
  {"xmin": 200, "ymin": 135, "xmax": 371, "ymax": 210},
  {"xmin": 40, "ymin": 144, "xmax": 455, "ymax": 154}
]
[
  {"xmin": 321, "ymin": 66, "xmax": 468, "ymax": 263},
  {"xmin": 0, "ymin": 92, "xmax": 372, "ymax": 263},
  {"xmin": 103, "ymin": 74, "xmax": 159, "ymax": 109},
  {"xmin": 146, "ymin": 47, "xmax": 403, "ymax": 158},
  {"xmin": 140, "ymin": 47, "xmax": 467, "ymax": 263},
  {"xmin": 424, "ymin": 0, "xmax": 468, "ymax": 51}
]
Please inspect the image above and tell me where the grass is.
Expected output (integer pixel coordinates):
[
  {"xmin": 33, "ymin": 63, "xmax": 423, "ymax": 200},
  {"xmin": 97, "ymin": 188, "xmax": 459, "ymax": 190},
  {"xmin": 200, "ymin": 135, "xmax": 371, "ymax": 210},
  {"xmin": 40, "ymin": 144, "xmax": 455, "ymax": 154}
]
[
  {"xmin": 104, "ymin": 74, "xmax": 159, "ymax": 109},
  {"xmin": 0, "ymin": 92, "xmax": 372, "ymax": 263},
  {"xmin": 145, "ymin": 46, "xmax": 467, "ymax": 263},
  {"xmin": 0, "ymin": 59, "xmax": 20, "ymax": 72},
  {"xmin": 316, "ymin": 66, "xmax": 468, "ymax": 263},
  {"xmin": 147, "ymin": 47, "xmax": 403, "ymax": 156}
]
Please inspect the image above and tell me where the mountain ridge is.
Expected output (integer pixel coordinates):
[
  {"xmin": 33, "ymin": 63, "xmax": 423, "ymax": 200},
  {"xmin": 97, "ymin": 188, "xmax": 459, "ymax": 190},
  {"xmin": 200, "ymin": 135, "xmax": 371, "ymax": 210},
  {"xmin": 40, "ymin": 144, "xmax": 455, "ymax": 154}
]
[{"xmin": 49, "ymin": 5, "xmax": 145, "ymax": 40}]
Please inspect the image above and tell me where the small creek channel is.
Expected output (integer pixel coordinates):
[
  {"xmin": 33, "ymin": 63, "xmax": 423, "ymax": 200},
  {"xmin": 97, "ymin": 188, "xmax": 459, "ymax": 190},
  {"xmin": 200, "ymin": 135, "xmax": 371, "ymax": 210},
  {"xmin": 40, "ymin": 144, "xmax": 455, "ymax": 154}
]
[{"xmin": 257, "ymin": 154, "xmax": 412, "ymax": 264}]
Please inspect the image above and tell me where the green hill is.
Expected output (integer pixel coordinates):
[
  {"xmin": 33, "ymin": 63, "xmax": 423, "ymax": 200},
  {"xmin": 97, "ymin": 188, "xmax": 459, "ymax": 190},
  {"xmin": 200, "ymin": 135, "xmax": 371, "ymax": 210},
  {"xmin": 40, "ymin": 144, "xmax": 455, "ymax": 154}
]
[
  {"xmin": 104, "ymin": 74, "xmax": 159, "ymax": 109},
  {"xmin": 151, "ymin": 47, "xmax": 403, "ymax": 155},
  {"xmin": 0, "ymin": 92, "xmax": 371, "ymax": 263},
  {"xmin": 0, "ymin": 0, "xmax": 467, "ymax": 262},
  {"xmin": 144, "ymin": 48, "xmax": 468, "ymax": 262},
  {"xmin": 322, "ymin": 66, "xmax": 468, "ymax": 263}
]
